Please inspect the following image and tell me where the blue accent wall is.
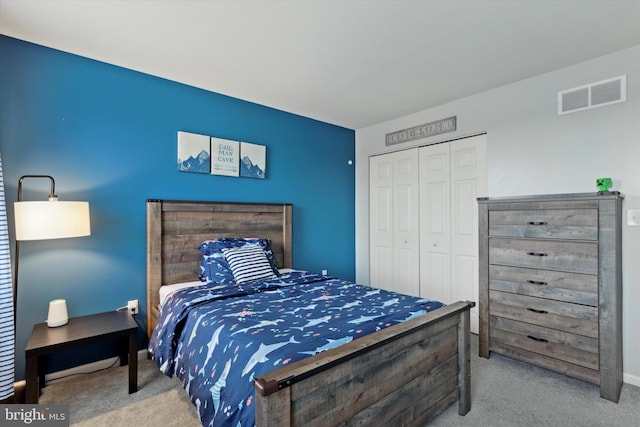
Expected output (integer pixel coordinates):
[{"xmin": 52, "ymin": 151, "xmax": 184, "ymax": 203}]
[{"xmin": 0, "ymin": 35, "xmax": 355, "ymax": 380}]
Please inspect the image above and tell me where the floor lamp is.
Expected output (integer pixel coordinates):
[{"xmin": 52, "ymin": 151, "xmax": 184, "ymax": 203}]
[{"xmin": 13, "ymin": 175, "xmax": 91, "ymax": 327}]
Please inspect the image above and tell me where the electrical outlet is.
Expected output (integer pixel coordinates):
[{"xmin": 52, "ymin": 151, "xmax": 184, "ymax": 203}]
[
  {"xmin": 322, "ymin": 269, "xmax": 328, "ymax": 276},
  {"xmin": 127, "ymin": 299, "xmax": 139, "ymax": 315},
  {"xmin": 627, "ymin": 209, "xmax": 640, "ymax": 226}
]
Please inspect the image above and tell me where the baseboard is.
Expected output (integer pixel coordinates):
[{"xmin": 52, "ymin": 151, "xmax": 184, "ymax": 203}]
[
  {"xmin": 623, "ymin": 372, "xmax": 640, "ymax": 388},
  {"xmin": 3, "ymin": 381, "xmax": 25, "ymax": 404},
  {"xmin": 45, "ymin": 349, "xmax": 148, "ymax": 385},
  {"xmin": 7, "ymin": 350, "xmax": 149, "ymax": 404}
]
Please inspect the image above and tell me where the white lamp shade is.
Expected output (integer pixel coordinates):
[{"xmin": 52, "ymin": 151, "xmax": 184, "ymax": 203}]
[{"xmin": 14, "ymin": 200, "xmax": 91, "ymax": 241}]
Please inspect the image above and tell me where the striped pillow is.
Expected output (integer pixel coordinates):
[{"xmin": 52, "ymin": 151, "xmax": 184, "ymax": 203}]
[{"xmin": 222, "ymin": 245, "xmax": 277, "ymax": 284}]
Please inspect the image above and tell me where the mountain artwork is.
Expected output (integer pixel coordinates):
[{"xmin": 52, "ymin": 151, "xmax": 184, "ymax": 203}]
[
  {"xmin": 177, "ymin": 131, "xmax": 211, "ymax": 174},
  {"xmin": 179, "ymin": 149, "xmax": 210, "ymax": 173},
  {"xmin": 240, "ymin": 142, "xmax": 266, "ymax": 179}
]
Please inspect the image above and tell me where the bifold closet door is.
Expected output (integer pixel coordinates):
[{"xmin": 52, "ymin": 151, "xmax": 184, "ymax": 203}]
[
  {"xmin": 418, "ymin": 143, "xmax": 451, "ymax": 304},
  {"xmin": 369, "ymin": 149, "xmax": 420, "ymax": 296},
  {"xmin": 419, "ymin": 135, "xmax": 486, "ymax": 333}
]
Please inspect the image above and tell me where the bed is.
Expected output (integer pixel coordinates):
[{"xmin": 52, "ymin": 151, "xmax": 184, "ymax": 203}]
[{"xmin": 146, "ymin": 199, "xmax": 474, "ymax": 426}]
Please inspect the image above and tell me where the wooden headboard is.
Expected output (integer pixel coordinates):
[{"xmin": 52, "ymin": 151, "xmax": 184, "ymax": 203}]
[{"xmin": 146, "ymin": 199, "xmax": 293, "ymax": 337}]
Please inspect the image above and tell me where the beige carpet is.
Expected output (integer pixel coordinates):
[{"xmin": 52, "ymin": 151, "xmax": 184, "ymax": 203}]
[{"xmin": 39, "ymin": 357, "xmax": 201, "ymax": 426}]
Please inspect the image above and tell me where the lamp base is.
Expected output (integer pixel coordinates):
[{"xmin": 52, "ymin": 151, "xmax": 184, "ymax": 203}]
[{"xmin": 47, "ymin": 299, "xmax": 68, "ymax": 328}]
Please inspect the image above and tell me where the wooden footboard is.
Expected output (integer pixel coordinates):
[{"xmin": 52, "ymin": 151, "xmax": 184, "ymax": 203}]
[{"xmin": 254, "ymin": 300, "xmax": 473, "ymax": 426}]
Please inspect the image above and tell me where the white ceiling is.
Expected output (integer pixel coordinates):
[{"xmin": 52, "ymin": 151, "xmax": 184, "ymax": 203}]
[{"xmin": 1, "ymin": 0, "xmax": 640, "ymax": 129}]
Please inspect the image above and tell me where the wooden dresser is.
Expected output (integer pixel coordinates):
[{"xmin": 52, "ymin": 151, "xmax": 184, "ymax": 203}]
[{"xmin": 477, "ymin": 192, "xmax": 623, "ymax": 402}]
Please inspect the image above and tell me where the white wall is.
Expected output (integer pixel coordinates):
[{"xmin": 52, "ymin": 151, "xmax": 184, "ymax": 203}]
[{"xmin": 355, "ymin": 45, "xmax": 640, "ymax": 386}]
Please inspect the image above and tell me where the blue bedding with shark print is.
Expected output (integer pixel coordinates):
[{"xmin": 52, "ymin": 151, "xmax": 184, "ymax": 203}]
[{"xmin": 148, "ymin": 271, "xmax": 444, "ymax": 427}]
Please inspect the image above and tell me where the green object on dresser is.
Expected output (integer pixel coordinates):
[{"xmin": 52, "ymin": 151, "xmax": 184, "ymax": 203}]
[{"xmin": 596, "ymin": 177, "xmax": 612, "ymax": 191}]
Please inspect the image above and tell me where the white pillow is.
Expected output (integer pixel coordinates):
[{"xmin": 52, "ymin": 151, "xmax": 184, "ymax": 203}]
[{"xmin": 222, "ymin": 245, "xmax": 277, "ymax": 283}]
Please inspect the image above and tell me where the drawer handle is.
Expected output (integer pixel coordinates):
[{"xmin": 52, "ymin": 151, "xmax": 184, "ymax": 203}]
[
  {"xmin": 528, "ymin": 221, "xmax": 547, "ymax": 225},
  {"xmin": 526, "ymin": 251, "xmax": 548, "ymax": 257},
  {"xmin": 527, "ymin": 308, "xmax": 548, "ymax": 314},
  {"xmin": 527, "ymin": 335, "xmax": 549, "ymax": 343},
  {"xmin": 526, "ymin": 280, "xmax": 548, "ymax": 286}
]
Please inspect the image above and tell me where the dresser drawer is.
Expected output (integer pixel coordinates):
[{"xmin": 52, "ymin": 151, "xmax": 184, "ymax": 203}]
[
  {"xmin": 489, "ymin": 209, "xmax": 597, "ymax": 240},
  {"xmin": 488, "ymin": 339, "xmax": 600, "ymax": 385},
  {"xmin": 489, "ymin": 265, "xmax": 598, "ymax": 306},
  {"xmin": 489, "ymin": 238, "xmax": 598, "ymax": 274},
  {"xmin": 489, "ymin": 316, "xmax": 598, "ymax": 370},
  {"xmin": 489, "ymin": 290, "xmax": 598, "ymax": 338}
]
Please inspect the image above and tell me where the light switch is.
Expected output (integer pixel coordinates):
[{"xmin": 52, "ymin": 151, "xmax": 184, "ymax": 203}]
[{"xmin": 627, "ymin": 209, "xmax": 640, "ymax": 226}]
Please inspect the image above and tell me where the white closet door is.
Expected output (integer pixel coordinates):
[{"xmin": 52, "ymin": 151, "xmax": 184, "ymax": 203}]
[
  {"xmin": 370, "ymin": 136, "xmax": 486, "ymax": 333},
  {"xmin": 369, "ymin": 149, "xmax": 420, "ymax": 296},
  {"xmin": 450, "ymin": 135, "xmax": 486, "ymax": 334},
  {"xmin": 418, "ymin": 143, "xmax": 451, "ymax": 303},
  {"xmin": 418, "ymin": 134, "xmax": 486, "ymax": 334},
  {"xmin": 369, "ymin": 155, "xmax": 393, "ymax": 290}
]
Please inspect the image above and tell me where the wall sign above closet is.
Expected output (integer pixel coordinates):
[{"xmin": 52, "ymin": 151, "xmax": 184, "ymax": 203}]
[{"xmin": 385, "ymin": 116, "xmax": 457, "ymax": 146}]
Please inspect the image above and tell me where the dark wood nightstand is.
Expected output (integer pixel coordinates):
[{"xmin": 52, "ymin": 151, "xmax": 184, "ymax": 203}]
[{"xmin": 25, "ymin": 310, "xmax": 139, "ymax": 403}]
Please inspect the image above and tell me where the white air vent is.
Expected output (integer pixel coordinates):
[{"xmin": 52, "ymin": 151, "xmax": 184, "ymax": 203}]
[{"xmin": 558, "ymin": 75, "xmax": 626, "ymax": 115}]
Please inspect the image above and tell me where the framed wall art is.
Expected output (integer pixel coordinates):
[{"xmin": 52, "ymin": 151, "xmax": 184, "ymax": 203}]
[
  {"xmin": 176, "ymin": 131, "xmax": 267, "ymax": 180},
  {"xmin": 240, "ymin": 142, "xmax": 266, "ymax": 179},
  {"xmin": 177, "ymin": 131, "xmax": 210, "ymax": 173},
  {"xmin": 211, "ymin": 137, "xmax": 240, "ymax": 177}
]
